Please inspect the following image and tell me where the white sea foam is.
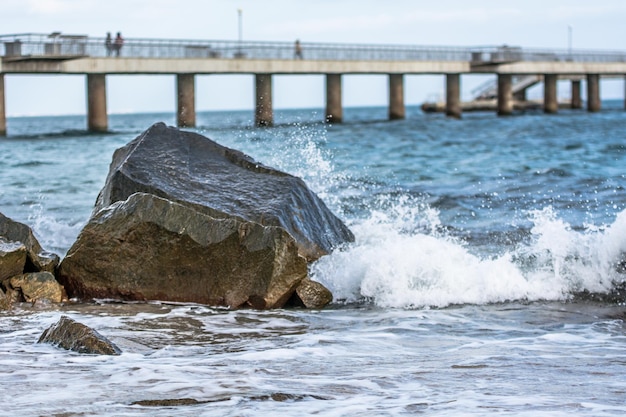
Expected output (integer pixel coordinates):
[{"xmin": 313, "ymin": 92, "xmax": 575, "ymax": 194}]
[
  {"xmin": 3, "ymin": 303, "xmax": 624, "ymax": 416},
  {"xmin": 311, "ymin": 201, "xmax": 626, "ymax": 309}
]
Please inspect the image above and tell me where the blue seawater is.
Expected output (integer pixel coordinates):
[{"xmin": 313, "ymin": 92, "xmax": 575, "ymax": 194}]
[{"xmin": 1, "ymin": 104, "xmax": 625, "ymax": 416}]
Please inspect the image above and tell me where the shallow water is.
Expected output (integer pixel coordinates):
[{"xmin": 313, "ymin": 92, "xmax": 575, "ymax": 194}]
[
  {"xmin": 1, "ymin": 104, "xmax": 626, "ymax": 415},
  {"xmin": 2, "ymin": 301, "xmax": 626, "ymax": 416}
]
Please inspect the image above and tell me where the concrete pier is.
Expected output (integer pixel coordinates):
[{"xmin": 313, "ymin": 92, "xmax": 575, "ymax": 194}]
[
  {"xmin": 571, "ymin": 80, "xmax": 582, "ymax": 109},
  {"xmin": 2, "ymin": 34, "xmax": 626, "ymax": 134},
  {"xmin": 388, "ymin": 74, "xmax": 405, "ymax": 120},
  {"xmin": 497, "ymin": 74, "xmax": 513, "ymax": 116},
  {"xmin": 255, "ymin": 74, "xmax": 273, "ymax": 126},
  {"xmin": 86, "ymin": 74, "xmax": 108, "ymax": 132},
  {"xmin": 325, "ymin": 74, "xmax": 343, "ymax": 123},
  {"xmin": 445, "ymin": 73, "xmax": 461, "ymax": 118},
  {"xmin": 543, "ymin": 74, "xmax": 558, "ymax": 114},
  {"xmin": 587, "ymin": 74, "xmax": 601, "ymax": 112},
  {"xmin": 176, "ymin": 74, "xmax": 196, "ymax": 128},
  {"xmin": 0, "ymin": 74, "xmax": 5, "ymax": 136}
]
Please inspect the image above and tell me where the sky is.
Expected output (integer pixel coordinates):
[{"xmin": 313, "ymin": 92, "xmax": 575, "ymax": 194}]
[{"xmin": 3, "ymin": 0, "xmax": 626, "ymax": 116}]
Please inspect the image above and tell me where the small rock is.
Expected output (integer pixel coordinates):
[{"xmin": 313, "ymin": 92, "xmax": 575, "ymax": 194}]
[
  {"xmin": 9, "ymin": 272, "xmax": 67, "ymax": 303},
  {"xmin": 38, "ymin": 315, "xmax": 121, "ymax": 355},
  {"xmin": 293, "ymin": 277, "xmax": 333, "ymax": 309},
  {"xmin": 0, "ymin": 211, "xmax": 60, "ymax": 273},
  {"xmin": 2, "ymin": 285, "xmax": 22, "ymax": 306},
  {"xmin": 0, "ymin": 288, "xmax": 10, "ymax": 310},
  {"xmin": 0, "ymin": 239, "xmax": 27, "ymax": 282}
]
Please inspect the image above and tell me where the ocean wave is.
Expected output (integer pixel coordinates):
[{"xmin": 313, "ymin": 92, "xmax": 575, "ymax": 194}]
[{"xmin": 311, "ymin": 201, "xmax": 626, "ymax": 309}]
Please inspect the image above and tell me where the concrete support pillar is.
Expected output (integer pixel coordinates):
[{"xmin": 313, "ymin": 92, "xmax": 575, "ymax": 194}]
[
  {"xmin": 497, "ymin": 74, "xmax": 513, "ymax": 116},
  {"xmin": 543, "ymin": 74, "xmax": 558, "ymax": 114},
  {"xmin": 325, "ymin": 74, "xmax": 342, "ymax": 123},
  {"xmin": 255, "ymin": 74, "xmax": 273, "ymax": 126},
  {"xmin": 177, "ymin": 73, "xmax": 196, "ymax": 128},
  {"xmin": 388, "ymin": 74, "xmax": 405, "ymax": 120},
  {"xmin": 0, "ymin": 74, "xmax": 6, "ymax": 136},
  {"xmin": 445, "ymin": 73, "xmax": 461, "ymax": 118},
  {"xmin": 86, "ymin": 74, "xmax": 108, "ymax": 132},
  {"xmin": 571, "ymin": 80, "xmax": 582, "ymax": 109},
  {"xmin": 587, "ymin": 74, "xmax": 601, "ymax": 112}
]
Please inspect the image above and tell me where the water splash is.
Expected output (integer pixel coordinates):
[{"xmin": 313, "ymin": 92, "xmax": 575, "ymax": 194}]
[
  {"xmin": 311, "ymin": 199, "xmax": 626, "ymax": 309},
  {"xmin": 26, "ymin": 203, "xmax": 85, "ymax": 256}
]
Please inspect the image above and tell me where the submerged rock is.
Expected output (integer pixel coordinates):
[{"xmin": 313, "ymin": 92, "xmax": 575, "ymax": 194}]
[
  {"xmin": 0, "ymin": 212, "xmax": 59, "ymax": 274},
  {"xmin": 59, "ymin": 192, "xmax": 307, "ymax": 308},
  {"xmin": 132, "ymin": 393, "xmax": 328, "ymax": 407},
  {"xmin": 38, "ymin": 315, "xmax": 121, "ymax": 355},
  {"xmin": 94, "ymin": 122, "xmax": 353, "ymax": 261}
]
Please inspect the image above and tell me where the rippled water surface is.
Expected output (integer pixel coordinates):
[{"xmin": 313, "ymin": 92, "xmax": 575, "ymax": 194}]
[
  {"xmin": 1, "ymin": 104, "xmax": 626, "ymax": 415},
  {"xmin": 2, "ymin": 302, "xmax": 626, "ymax": 416}
]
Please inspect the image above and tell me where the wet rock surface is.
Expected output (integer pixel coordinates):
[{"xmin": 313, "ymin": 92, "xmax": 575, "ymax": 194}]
[
  {"xmin": 38, "ymin": 315, "xmax": 121, "ymax": 355},
  {"xmin": 0, "ymin": 212, "xmax": 64, "ymax": 309},
  {"xmin": 0, "ymin": 240, "xmax": 27, "ymax": 282},
  {"xmin": 58, "ymin": 193, "xmax": 308, "ymax": 308},
  {"xmin": 0, "ymin": 211, "xmax": 59, "ymax": 273},
  {"xmin": 58, "ymin": 123, "xmax": 352, "ymax": 309},
  {"xmin": 132, "ymin": 393, "xmax": 328, "ymax": 407},
  {"xmin": 9, "ymin": 272, "xmax": 67, "ymax": 304},
  {"xmin": 0, "ymin": 288, "xmax": 9, "ymax": 310},
  {"xmin": 94, "ymin": 122, "xmax": 353, "ymax": 261},
  {"xmin": 293, "ymin": 277, "xmax": 334, "ymax": 309}
]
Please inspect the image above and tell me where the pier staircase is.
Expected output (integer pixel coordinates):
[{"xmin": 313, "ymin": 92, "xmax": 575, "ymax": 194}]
[{"xmin": 471, "ymin": 75, "xmax": 542, "ymax": 101}]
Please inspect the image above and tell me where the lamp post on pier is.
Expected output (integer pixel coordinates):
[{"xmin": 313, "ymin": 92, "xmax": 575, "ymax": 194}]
[
  {"xmin": 237, "ymin": 8, "xmax": 243, "ymax": 58},
  {"xmin": 568, "ymin": 25, "xmax": 573, "ymax": 58}
]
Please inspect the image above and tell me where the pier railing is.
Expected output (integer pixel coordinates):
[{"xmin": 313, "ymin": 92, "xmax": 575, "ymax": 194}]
[{"xmin": 2, "ymin": 33, "xmax": 626, "ymax": 64}]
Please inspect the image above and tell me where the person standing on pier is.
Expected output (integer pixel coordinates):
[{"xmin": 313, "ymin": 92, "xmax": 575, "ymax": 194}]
[
  {"xmin": 114, "ymin": 32, "xmax": 124, "ymax": 57},
  {"xmin": 105, "ymin": 32, "xmax": 112, "ymax": 56},
  {"xmin": 294, "ymin": 39, "xmax": 303, "ymax": 59}
]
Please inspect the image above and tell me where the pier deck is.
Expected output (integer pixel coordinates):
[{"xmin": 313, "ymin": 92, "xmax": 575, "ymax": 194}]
[{"xmin": 1, "ymin": 33, "xmax": 626, "ymax": 133}]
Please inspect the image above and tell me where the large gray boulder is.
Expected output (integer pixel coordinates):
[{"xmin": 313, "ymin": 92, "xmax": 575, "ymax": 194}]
[
  {"xmin": 94, "ymin": 122, "xmax": 353, "ymax": 261},
  {"xmin": 58, "ymin": 192, "xmax": 308, "ymax": 308},
  {"xmin": 38, "ymin": 316, "xmax": 121, "ymax": 355}
]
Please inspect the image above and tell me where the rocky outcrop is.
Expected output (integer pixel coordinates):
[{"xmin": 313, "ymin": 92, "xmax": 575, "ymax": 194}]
[
  {"xmin": 58, "ymin": 192, "xmax": 308, "ymax": 308},
  {"xmin": 93, "ymin": 122, "xmax": 353, "ymax": 261},
  {"xmin": 57, "ymin": 123, "xmax": 349, "ymax": 309},
  {"xmin": 0, "ymin": 212, "xmax": 59, "ymax": 273},
  {"xmin": 38, "ymin": 315, "xmax": 121, "ymax": 355},
  {"xmin": 0, "ymin": 212, "xmax": 64, "ymax": 309}
]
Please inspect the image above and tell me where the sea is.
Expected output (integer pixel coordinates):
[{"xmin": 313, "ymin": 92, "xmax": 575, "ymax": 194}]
[{"xmin": 1, "ymin": 103, "xmax": 626, "ymax": 416}]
